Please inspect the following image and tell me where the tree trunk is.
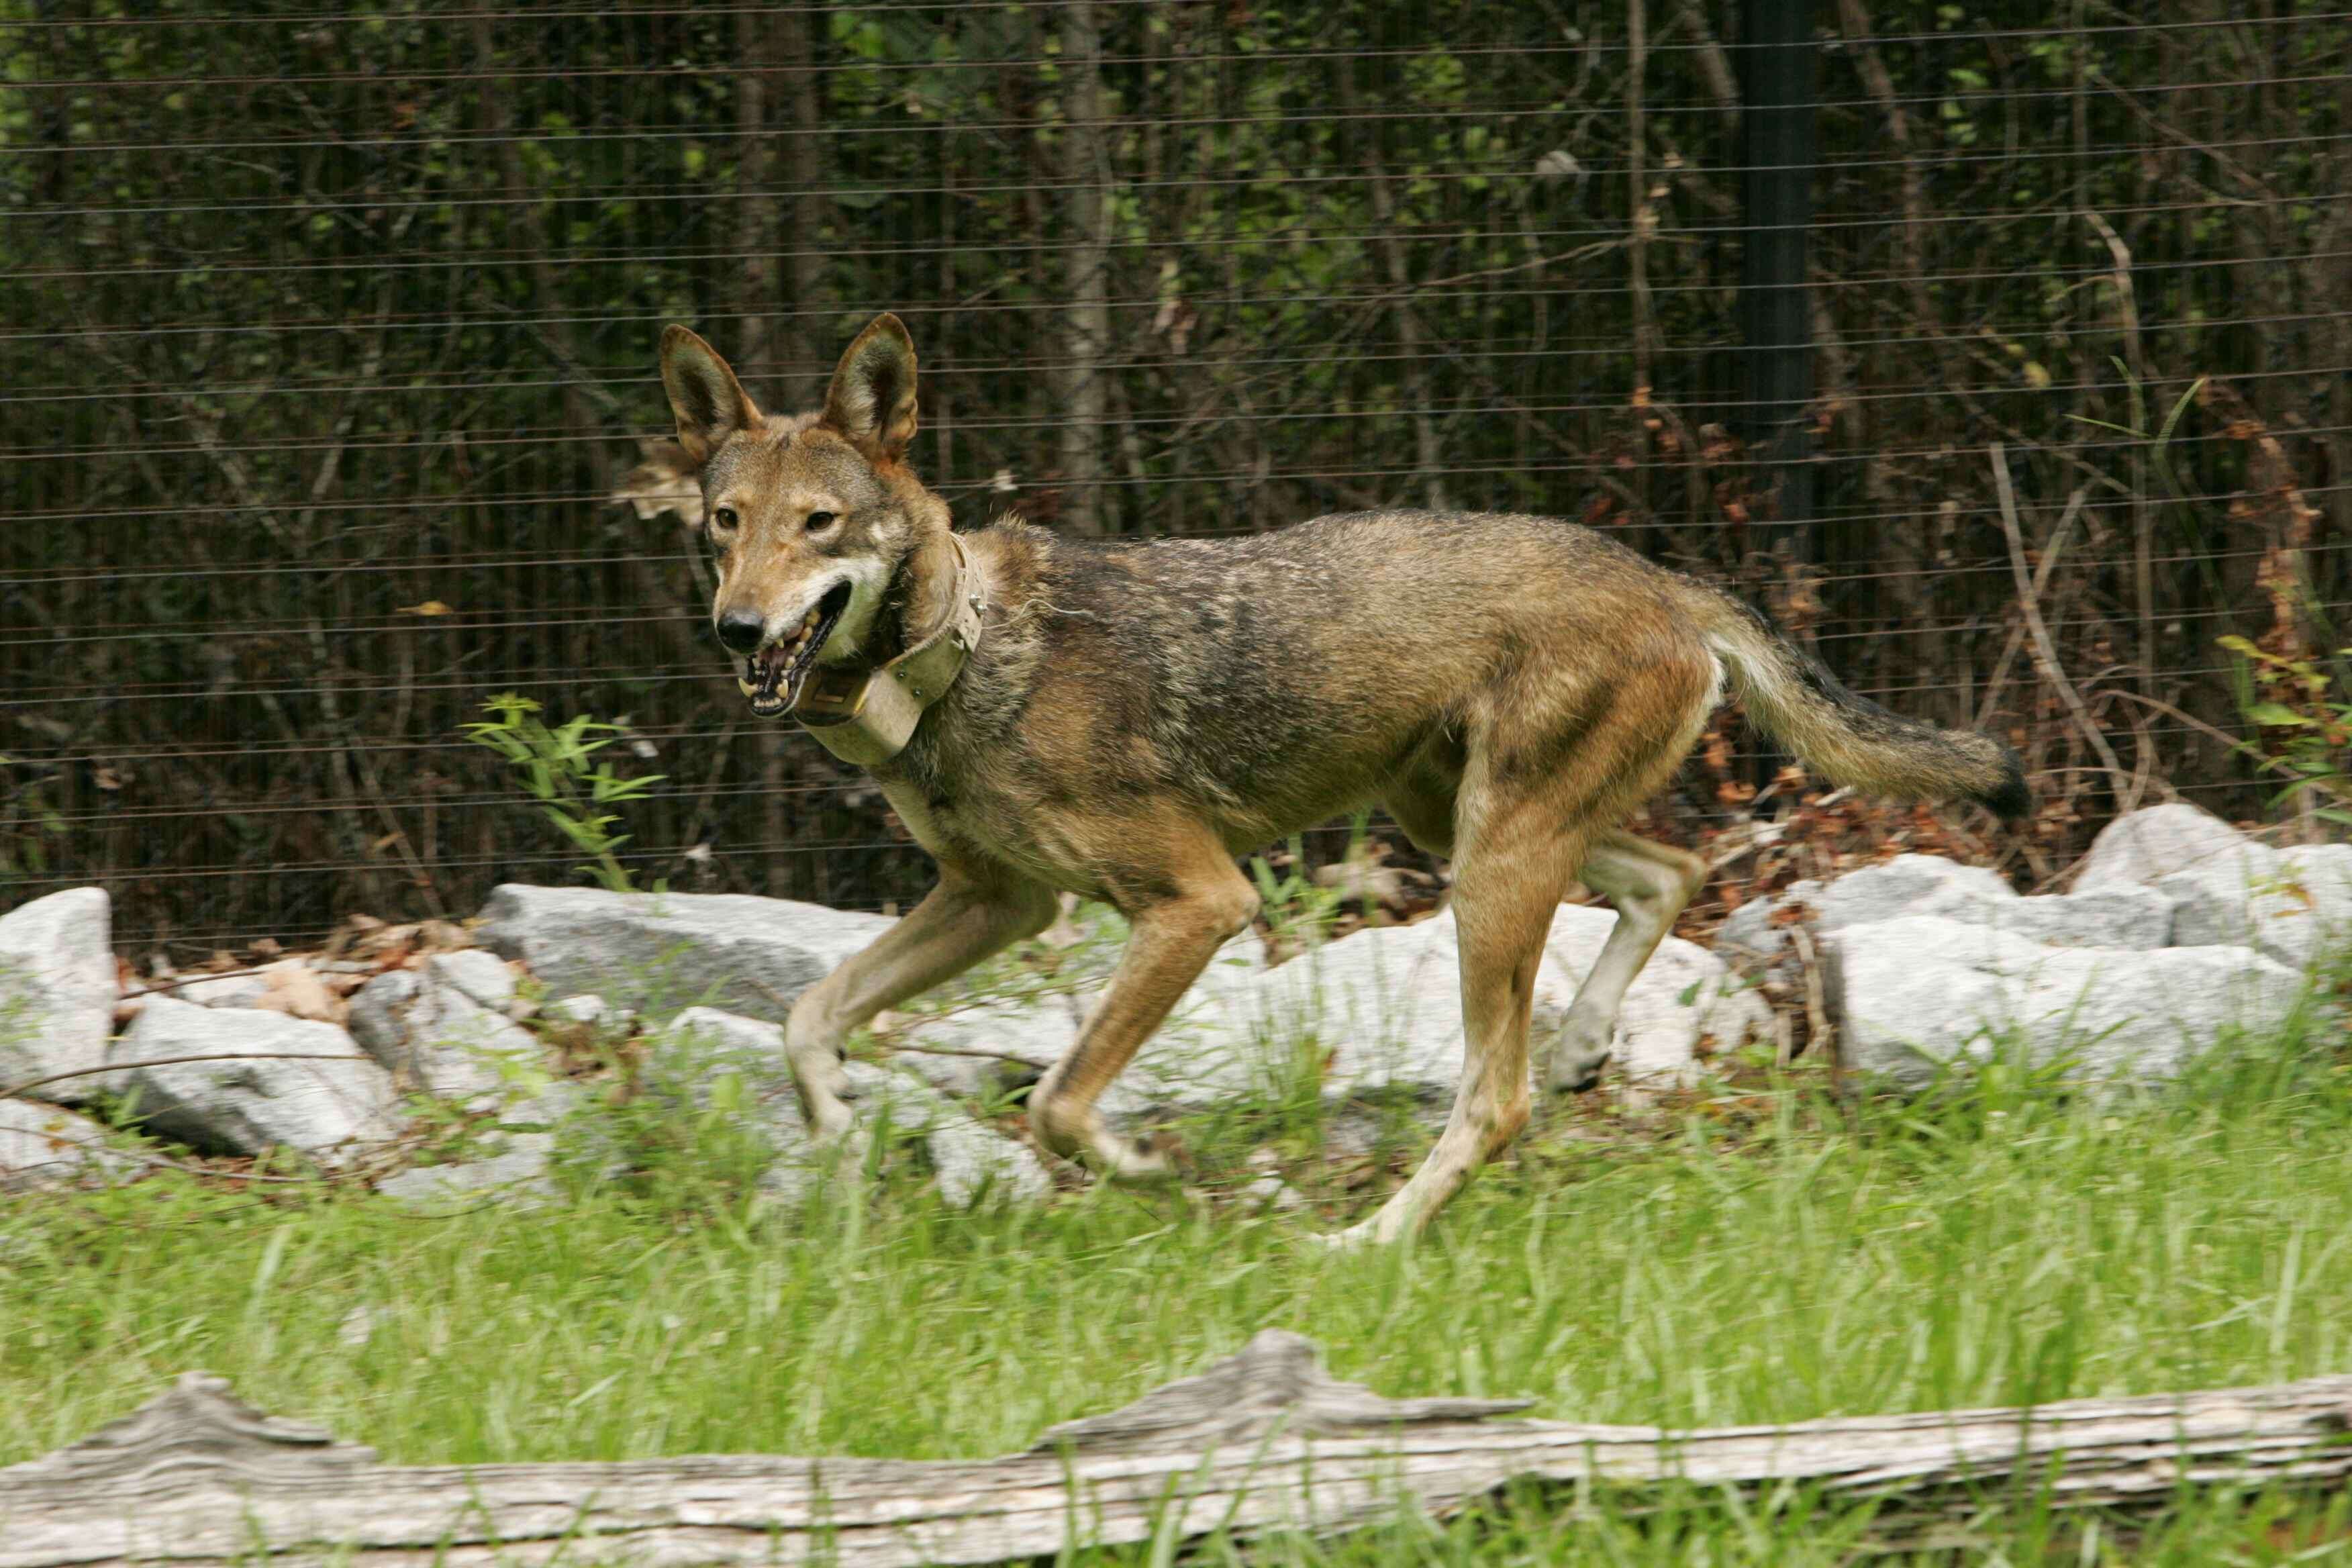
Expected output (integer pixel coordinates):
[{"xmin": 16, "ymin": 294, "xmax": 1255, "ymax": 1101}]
[
  {"xmin": 732, "ymin": 7, "xmax": 782, "ymax": 376},
  {"xmin": 777, "ymin": 2, "xmax": 831, "ymax": 401},
  {"xmin": 1054, "ymin": 0, "xmax": 1113, "ymax": 534}
]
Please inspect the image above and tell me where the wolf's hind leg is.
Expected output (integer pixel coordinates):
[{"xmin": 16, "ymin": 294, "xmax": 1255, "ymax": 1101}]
[
  {"xmin": 785, "ymin": 863, "xmax": 1058, "ymax": 1139},
  {"xmin": 1325, "ymin": 793, "xmax": 1577, "ymax": 1246},
  {"xmin": 1540, "ymin": 831, "xmax": 1706, "ymax": 1093}
]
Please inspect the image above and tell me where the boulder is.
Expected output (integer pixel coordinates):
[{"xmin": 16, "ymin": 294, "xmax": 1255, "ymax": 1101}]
[
  {"xmin": 841, "ymin": 1061, "xmax": 1051, "ymax": 1208},
  {"xmin": 2157, "ymin": 840, "xmax": 2352, "ymax": 970},
  {"xmin": 2074, "ymin": 803, "xmax": 2271, "ymax": 892},
  {"xmin": 346, "ymin": 967, "xmax": 540, "ymax": 1106},
  {"xmin": 0, "ymin": 1099, "xmax": 136, "ymax": 1192},
  {"xmin": 111, "ymin": 997, "xmax": 399, "ymax": 1159},
  {"xmin": 645, "ymin": 1006, "xmax": 810, "ymax": 1150},
  {"xmin": 0, "ymin": 887, "xmax": 117, "ymax": 1105},
  {"xmin": 1978, "ymin": 885, "xmax": 2177, "ymax": 950},
  {"xmin": 1824, "ymin": 914, "xmax": 2304, "ymax": 1091},
  {"xmin": 1230, "ymin": 915, "xmax": 1467, "ymax": 1104},
  {"xmin": 1539, "ymin": 905, "xmax": 1773, "ymax": 1083},
  {"xmin": 1720, "ymin": 852, "xmax": 2176, "ymax": 965},
  {"xmin": 542, "ymin": 993, "xmax": 618, "ymax": 1027},
  {"xmin": 375, "ymin": 1134, "xmax": 556, "ymax": 1211},
  {"xmin": 476, "ymin": 885, "xmax": 890, "ymax": 1022},
  {"xmin": 2058, "ymin": 805, "xmax": 2352, "ymax": 970},
  {"xmin": 1241, "ymin": 1173, "xmax": 1307, "ymax": 1212},
  {"xmin": 1716, "ymin": 855, "xmax": 2010, "ymax": 964},
  {"xmin": 887, "ymin": 994, "xmax": 1076, "ymax": 1099},
  {"xmin": 1112, "ymin": 905, "xmax": 1767, "ymax": 1119},
  {"xmin": 173, "ymin": 971, "xmax": 272, "ymax": 1009},
  {"xmin": 928, "ymin": 1114, "xmax": 1053, "ymax": 1208},
  {"xmin": 426, "ymin": 949, "xmax": 524, "ymax": 1016}
]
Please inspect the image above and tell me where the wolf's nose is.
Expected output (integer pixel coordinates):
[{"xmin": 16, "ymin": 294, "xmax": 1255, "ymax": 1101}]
[{"xmin": 714, "ymin": 610, "xmax": 766, "ymax": 655}]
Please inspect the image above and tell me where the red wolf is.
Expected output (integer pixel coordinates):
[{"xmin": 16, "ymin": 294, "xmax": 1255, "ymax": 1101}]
[{"xmin": 635, "ymin": 313, "xmax": 2025, "ymax": 1243}]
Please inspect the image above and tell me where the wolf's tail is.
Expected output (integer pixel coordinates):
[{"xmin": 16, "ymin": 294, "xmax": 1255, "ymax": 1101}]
[{"xmin": 1687, "ymin": 585, "xmax": 2030, "ymax": 820}]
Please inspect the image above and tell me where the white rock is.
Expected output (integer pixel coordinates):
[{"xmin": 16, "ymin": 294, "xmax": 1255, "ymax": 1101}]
[
  {"xmin": 2074, "ymin": 803, "xmax": 2269, "ymax": 892},
  {"xmin": 1206, "ymin": 916, "xmax": 1466, "ymax": 1105},
  {"xmin": 112, "ymin": 997, "xmax": 399, "ymax": 1159},
  {"xmin": 1824, "ymin": 855, "xmax": 2017, "ymax": 924},
  {"xmin": 1241, "ymin": 1172, "xmax": 1306, "ymax": 1212},
  {"xmin": 1714, "ymin": 886, "xmax": 1808, "ymax": 965},
  {"xmin": 1540, "ymin": 905, "xmax": 1773, "ymax": 1083},
  {"xmin": 172, "ymin": 971, "xmax": 271, "ymax": 1008},
  {"xmin": 842, "ymin": 1058, "xmax": 943, "ymax": 1128},
  {"xmin": 1978, "ymin": 885, "xmax": 2177, "ymax": 950},
  {"xmin": 542, "ymin": 993, "xmax": 613, "ymax": 1026},
  {"xmin": 929, "ymin": 1112, "xmax": 1052, "ymax": 1208},
  {"xmin": 375, "ymin": 1134, "xmax": 555, "ymax": 1210},
  {"xmin": 1114, "ymin": 906, "xmax": 1766, "ymax": 1119},
  {"xmin": 1718, "ymin": 855, "xmax": 2009, "ymax": 963},
  {"xmin": 1720, "ymin": 852, "xmax": 2175, "ymax": 962},
  {"xmin": 0, "ymin": 888, "xmax": 117, "ymax": 1105},
  {"xmin": 889, "ymin": 994, "xmax": 1075, "ymax": 1099},
  {"xmin": 656, "ymin": 1005, "xmax": 789, "ymax": 1079},
  {"xmin": 2157, "ymin": 840, "xmax": 2352, "ymax": 970},
  {"xmin": 426, "ymin": 949, "xmax": 519, "ymax": 1014},
  {"xmin": 1824, "ymin": 914, "xmax": 2304, "ymax": 1091},
  {"xmin": 648, "ymin": 1006, "xmax": 808, "ymax": 1148},
  {"xmin": 842, "ymin": 1060, "xmax": 1050, "ymax": 1209},
  {"xmin": 346, "ymin": 968, "xmax": 540, "ymax": 1107},
  {"xmin": 476, "ymin": 885, "xmax": 891, "ymax": 1022},
  {"xmin": 0, "ymin": 1099, "xmax": 136, "ymax": 1192},
  {"xmin": 495, "ymin": 1079, "xmax": 589, "ymax": 1130}
]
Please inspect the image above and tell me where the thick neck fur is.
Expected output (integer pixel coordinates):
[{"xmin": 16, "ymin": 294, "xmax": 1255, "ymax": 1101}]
[
  {"xmin": 859, "ymin": 471, "xmax": 959, "ymax": 669},
  {"xmin": 883, "ymin": 518, "xmax": 1055, "ymax": 797}
]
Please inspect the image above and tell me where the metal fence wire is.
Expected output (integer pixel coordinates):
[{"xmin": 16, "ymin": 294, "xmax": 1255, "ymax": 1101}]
[{"xmin": 4, "ymin": 3, "xmax": 2349, "ymax": 959}]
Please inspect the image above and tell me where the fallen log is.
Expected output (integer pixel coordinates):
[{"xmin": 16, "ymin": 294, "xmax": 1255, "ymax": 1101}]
[{"xmin": 5, "ymin": 1331, "xmax": 2349, "ymax": 1567}]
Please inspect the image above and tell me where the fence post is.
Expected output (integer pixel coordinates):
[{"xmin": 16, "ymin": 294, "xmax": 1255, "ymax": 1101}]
[{"xmin": 1737, "ymin": 0, "xmax": 1818, "ymax": 552}]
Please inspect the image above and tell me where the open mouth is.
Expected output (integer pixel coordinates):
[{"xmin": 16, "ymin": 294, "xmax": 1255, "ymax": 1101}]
[{"xmin": 738, "ymin": 582, "xmax": 853, "ymax": 718}]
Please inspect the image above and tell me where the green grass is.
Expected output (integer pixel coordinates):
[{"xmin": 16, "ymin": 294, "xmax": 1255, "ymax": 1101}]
[{"xmin": 7, "ymin": 1024, "xmax": 2352, "ymax": 1563}]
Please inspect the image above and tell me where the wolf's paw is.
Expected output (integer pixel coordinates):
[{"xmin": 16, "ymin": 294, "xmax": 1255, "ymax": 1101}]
[
  {"xmin": 1307, "ymin": 1214, "xmax": 1402, "ymax": 1250},
  {"xmin": 1305, "ymin": 1224, "xmax": 1369, "ymax": 1251},
  {"xmin": 1091, "ymin": 1128, "xmax": 1179, "ymax": 1184},
  {"xmin": 783, "ymin": 1042, "xmax": 859, "ymax": 1143},
  {"xmin": 1030, "ymin": 1099, "xmax": 1177, "ymax": 1183},
  {"xmin": 1542, "ymin": 1038, "xmax": 1614, "ymax": 1095}
]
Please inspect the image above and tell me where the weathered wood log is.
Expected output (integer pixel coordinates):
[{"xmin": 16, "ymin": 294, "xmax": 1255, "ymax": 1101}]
[{"xmin": 5, "ymin": 1331, "xmax": 2349, "ymax": 1567}]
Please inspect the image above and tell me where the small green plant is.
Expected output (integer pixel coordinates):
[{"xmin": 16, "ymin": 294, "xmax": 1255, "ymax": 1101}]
[
  {"xmin": 463, "ymin": 693, "xmax": 666, "ymax": 892},
  {"xmin": 2219, "ymin": 636, "xmax": 2352, "ymax": 825},
  {"xmin": 0, "ymin": 754, "xmax": 68, "ymax": 884},
  {"xmin": 1245, "ymin": 814, "xmax": 1391, "ymax": 955}
]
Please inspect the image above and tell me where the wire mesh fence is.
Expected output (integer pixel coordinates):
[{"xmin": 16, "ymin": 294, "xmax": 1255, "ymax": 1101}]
[{"xmin": 3, "ymin": 2, "xmax": 2348, "ymax": 959}]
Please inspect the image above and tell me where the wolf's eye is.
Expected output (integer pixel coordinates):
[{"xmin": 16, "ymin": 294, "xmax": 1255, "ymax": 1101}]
[
  {"xmin": 805, "ymin": 510, "xmax": 836, "ymax": 533},
  {"xmin": 710, "ymin": 505, "xmax": 740, "ymax": 534}
]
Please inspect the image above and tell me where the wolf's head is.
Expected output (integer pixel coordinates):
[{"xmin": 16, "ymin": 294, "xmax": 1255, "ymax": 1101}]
[{"xmin": 656, "ymin": 313, "xmax": 946, "ymax": 718}]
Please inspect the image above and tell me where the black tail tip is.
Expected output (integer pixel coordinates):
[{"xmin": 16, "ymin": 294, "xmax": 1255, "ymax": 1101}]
[{"xmin": 1977, "ymin": 746, "xmax": 2032, "ymax": 823}]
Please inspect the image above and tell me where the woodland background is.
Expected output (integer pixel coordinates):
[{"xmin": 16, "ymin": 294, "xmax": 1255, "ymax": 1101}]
[{"xmin": 3, "ymin": 2, "xmax": 2348, "ymax": 957}]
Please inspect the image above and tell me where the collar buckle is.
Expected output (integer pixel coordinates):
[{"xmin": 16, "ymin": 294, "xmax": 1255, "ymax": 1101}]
[{"xmin": 790, "ymin": 536, "xmax": 983, "ymax": 767}]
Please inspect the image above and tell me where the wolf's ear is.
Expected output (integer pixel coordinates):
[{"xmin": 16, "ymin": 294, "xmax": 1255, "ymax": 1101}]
[
  {"xmin": 660, "ymin": 325, "xmax": 765, "ymax": 464},
  {"xmin": 821, "ymin": 313, "xmax": 919, "ymax": 460}
]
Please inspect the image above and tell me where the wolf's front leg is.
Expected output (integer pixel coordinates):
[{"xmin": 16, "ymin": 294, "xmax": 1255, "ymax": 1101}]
[
  {"xmin": 1028, "ymin": 844, "xmax": 1260, "ymax": 1180},
  {"xmin": 782, "ymin": 865, "xmax": 1059, "ymax": 1140}
]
